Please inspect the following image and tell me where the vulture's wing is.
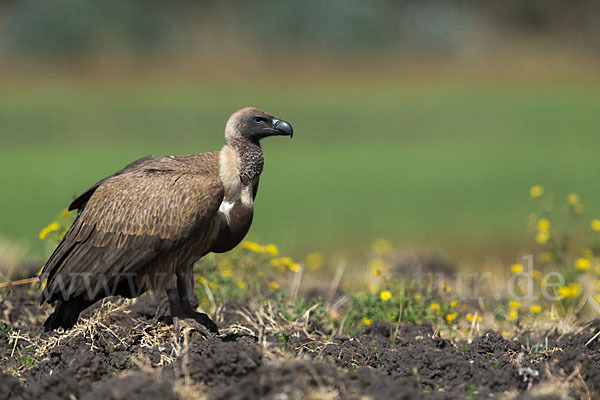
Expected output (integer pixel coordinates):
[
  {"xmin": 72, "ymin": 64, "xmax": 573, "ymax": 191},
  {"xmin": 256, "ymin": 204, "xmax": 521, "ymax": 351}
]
[
  {"xmin": 41, "ymin": 153, "xmax": 224, "ymax": 302},
  {"xmin": 68, "ymin": 155, "xmax": 166, "ymax": 212}
]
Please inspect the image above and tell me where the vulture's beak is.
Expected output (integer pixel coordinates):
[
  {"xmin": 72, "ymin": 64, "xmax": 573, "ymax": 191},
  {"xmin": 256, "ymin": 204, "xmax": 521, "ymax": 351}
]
[{"xmin": 272, "ymin": 118, "xmax": 294, "ymax": 138}]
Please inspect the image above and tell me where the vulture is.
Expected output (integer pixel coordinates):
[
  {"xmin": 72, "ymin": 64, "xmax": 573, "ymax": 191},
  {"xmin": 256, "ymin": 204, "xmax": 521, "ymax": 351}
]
[{"xmin": 39, "ymin": 107, "xmax": 293, "ymax": 333}]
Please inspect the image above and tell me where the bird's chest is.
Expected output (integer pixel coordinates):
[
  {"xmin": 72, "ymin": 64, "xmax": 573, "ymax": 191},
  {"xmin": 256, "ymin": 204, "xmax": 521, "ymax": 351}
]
[{"xmin": 211, "ymin": 186, "xmax": 255, "ymax": 253}]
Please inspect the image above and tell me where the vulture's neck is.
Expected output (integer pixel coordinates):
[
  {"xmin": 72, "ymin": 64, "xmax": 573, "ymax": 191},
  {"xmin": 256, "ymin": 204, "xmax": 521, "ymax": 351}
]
[{"xmin": 227, "ymin": 137, "xmax": 264, "ymax": 187}]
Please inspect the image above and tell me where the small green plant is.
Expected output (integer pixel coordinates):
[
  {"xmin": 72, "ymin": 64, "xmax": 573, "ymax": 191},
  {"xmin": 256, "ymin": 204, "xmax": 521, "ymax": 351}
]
[
  {"xmin": 10, "ymin": 346, "xmax": 35, "ymax": 376},
  {"xmin": 0, "ymin": 322, "xmax": 8, "ymax": 340},
  {"xmin": 467, "ymin": 383, "xmax": 477, "ymax": 400},
  {"xmin": 369, "ymin": 341, "xmax": 380, "ymax": 359},
  {"xmin": 278, "ymin": 331, "xmax": 291, "ymax": 352},
  {"xmin": 344, "ymin": 276, "xmax": 464, "ymax": 335},
  {"xmin": 193, "ymin": 240, "xmax": 301, "ymax": 312},
  {"xmin": 276, "ymin": 295, "xmax": 328, "ymax": 327},
  {"xmin": 0, "ymin": 323, "xmax": 16, "ymax": 342}
]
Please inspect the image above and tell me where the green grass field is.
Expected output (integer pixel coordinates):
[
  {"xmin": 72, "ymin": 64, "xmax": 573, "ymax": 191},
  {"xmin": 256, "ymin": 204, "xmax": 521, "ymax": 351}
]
[{"xmin": 1, "ymin": 80, "xmax": 599, "ymax": 259}]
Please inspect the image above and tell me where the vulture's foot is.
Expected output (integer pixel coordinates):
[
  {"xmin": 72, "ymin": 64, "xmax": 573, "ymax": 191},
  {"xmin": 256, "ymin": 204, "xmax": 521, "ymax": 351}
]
[{"xmin": 173, "ymin": 312, "xmax": 219, "ymax": 337}]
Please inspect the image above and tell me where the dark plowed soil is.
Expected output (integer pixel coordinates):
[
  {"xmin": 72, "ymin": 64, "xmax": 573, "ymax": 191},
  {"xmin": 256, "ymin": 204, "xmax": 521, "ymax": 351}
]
[{"xmin": 1, "ymin": 287, "xmax": 599, "ymax": 399}]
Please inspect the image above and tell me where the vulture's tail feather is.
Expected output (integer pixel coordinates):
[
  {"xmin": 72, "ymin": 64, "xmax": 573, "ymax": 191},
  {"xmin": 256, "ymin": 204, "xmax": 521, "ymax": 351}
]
[{"xmin": 44, "ymin": 298, "xmax": 94, "ymax": 331}]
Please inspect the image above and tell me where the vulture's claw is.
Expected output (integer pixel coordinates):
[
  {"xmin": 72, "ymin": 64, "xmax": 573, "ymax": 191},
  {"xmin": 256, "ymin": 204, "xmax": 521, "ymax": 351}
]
[{"xmin": 173, "ymin": 312, "xmax": 219, "ymax": 337}]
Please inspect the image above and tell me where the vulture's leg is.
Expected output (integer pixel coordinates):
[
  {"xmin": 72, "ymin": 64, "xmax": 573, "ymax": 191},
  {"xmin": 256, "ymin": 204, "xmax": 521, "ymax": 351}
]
[
  {"xmin": 176, "ymin": 265, "xmax": 219, "ymax": 333},
  {"xmin": 176, "ymin": 264, "xmax": 197, "ymax": 313},
  {"xmin": 166, "ymin": 275, "xmax": 184, "ymax": 317},
  {"xmin": 166, "ymin": 267, "xmax": 219, "ymax": 334}
]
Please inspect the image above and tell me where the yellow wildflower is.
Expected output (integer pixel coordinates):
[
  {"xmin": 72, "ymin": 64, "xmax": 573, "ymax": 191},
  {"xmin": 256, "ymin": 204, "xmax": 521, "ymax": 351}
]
[
  {"xmin": 446, "ymin": 312, "xmax": 458, "ymax": 323},
  {"xmin": 242, "ymin": 241, "xmax": 265, "ymax": 253},
  {"xmin": 305, "ymin": 252, "xmax": 324, "ymax": 270},
  {"xmin": 536, "ymin": 231, "xmax": 550, "ymax": 244},
  {"xmin": 450, "ymin": 300, "xmax": 459, "ymax": 308},
  {"xmin": 414, "ymin": 294, "xmax": 422, "ymax": 301},
  {"xmin": 570, "ymin": 283, "xmax": 580, "ymax": 297},
  {"xmin": 237, "ymin": 280, "xmax": 247, "ymax": 290},
  {"xmin": 39, "ymin": 228, "xmax": 49, "ymax": 240},
  {"xmin": 257, "ymin": 271, "xmax": 264, "ymax": 277},
  {"xmin": 567, "ymin": 193, "xmax": 579, "ymax": 205},
  {"xmin": 269, "ymin": 281, "xmax": 280, "ymax": 290},
  {"xmin": 466, "ymin": 313, "xmax": 482, "ymax": 323},
  {"xmin": 198, "ymin": 276, "xmax": 208, "ymax": 284},
  {"xmin": 288, "ymin": 262, "xmax": 300, "ymax": 272},
  {"xmin": 220, "ymin": 269, "xmax": 232, "ymax": 277},
  {"xmin": 511, "ymin": 263, "xmax": 524, "ymax": 274},
  {"xmin": 372, "ymin": 238, "xmax": 392, "ymax": 256},
  {"xmin": 264, "ymin": 244, "xmax": 279, "ymax": 256},
  {"xmin": 592, "ymin": 219, "xmax": 600, "ymax": 232},
  {"xmin": 530, "ymin": 185, "xmax": 544, "ymax": 198},
  {"xmin": 536, "ymin": 219, "xmax": 550, "ymax": 232},
  {"xmin": 48, "ymin": 222, "xmax": 59, "ymax": 231},
  {"xmin": 507, "ymin": 309, "xmax": 518, "ymax": 320},
  {"xmin": 431, "ymin": 303, "xmax": 440, "ymax": 312},
  {"xmin": 509, "ymin": 300, "xmax": 520, "ymax": 309},
  {"xmin": 529, "ymin": 304, "xmax": 542, "ymax": 313},
  {"xmin": 208, "ymin": 281, "xmax": 219, "ymax": 290},
  {"xmin": 501, "ymin": 331, "xmax": 510, "ymax": 338},
  {"xmin": 270, "ymin": 257, "xmax": 292, "ymax": 272},
  {"xmin": 576, "ymin": 258, "xmax": 591, "ymax": 270},
  {"xmin": 361, "ymin": 317, "xmax": 372, "ymax": 326},
  {"xmin": 558, "ymin": 283, "xmax": 580, "ymax": 299},
  {"xmin": 380, "ymin": 290, "xmax": 392, "ymax": 302},
  {"xmin": 557, "ymin": 286, "xmax": 570, "ymax": 298},
  {"xmin": 547, "ymin": 309, "xmax": 558, "ymax": 319},
  {"xmin": 442, "ymin": 282, "xmax": 451, "ymax": 292},
  {"xmin": 280, "ymin": 257, "xmax": 294, "ymax": 266},
  {"xmin": 61, "ymin": 209, "xmax": 70, "ymax": 217}
]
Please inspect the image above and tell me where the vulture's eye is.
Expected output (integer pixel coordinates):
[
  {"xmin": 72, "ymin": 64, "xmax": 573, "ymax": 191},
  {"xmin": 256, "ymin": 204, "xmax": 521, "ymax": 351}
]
[{"xmin": 253, "ymin": 117, "xmax": 265, "ymax": 124}]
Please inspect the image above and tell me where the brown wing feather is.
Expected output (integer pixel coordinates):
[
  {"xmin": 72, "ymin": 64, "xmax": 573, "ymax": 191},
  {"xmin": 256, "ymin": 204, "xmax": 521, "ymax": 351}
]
[
  {"xmin": 42, "ymin": 152, "xmax": 224, "ymax": 302},
  {"xmin": 69, "ymin": 155, "xmax": 165, "ymax": 211}
]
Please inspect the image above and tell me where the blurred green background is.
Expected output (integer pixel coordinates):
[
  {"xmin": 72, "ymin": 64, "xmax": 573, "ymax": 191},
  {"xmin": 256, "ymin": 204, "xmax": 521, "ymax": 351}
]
[{"xmin": 0, "ymin": 1, "xmax": 599, "ymax": 261}]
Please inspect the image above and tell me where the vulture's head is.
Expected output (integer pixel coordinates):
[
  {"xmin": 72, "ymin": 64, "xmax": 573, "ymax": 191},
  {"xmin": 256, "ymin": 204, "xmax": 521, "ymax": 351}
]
[{"xmin": 225, "ymin": 107, "xmax": 293, "ymax": 143}]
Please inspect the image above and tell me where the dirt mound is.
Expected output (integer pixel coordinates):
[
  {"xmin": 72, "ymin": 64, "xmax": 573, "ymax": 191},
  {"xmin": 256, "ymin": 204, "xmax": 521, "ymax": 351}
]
[
  {"xmin": 1, "ymin": 287, "xmax": 599, "ymax": 399},
  {"xmin": 168, "ymin": 335, "xmax": 262, "ymax": 386},
  {"xmin": 82, "ymin": 372, "xmax": 179, "ymax": 400}
]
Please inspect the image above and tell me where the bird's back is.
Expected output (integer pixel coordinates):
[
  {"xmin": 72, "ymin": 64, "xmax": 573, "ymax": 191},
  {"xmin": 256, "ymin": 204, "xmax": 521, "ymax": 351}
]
[{"xmin": 41, "ymin": 151, "xmax": 225, "ymax": 304}]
